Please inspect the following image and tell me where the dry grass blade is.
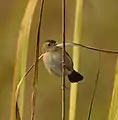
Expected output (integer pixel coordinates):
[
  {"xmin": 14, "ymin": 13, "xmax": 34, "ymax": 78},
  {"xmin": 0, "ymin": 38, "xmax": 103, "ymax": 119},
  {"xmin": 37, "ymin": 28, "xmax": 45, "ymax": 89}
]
[
  {"xmin": 108, "ymin": 59, "xmax": 118, "ymax": 120},
  {"xmin": 15, "ymin": 55, "xmax": 43, "ymax": 102},
  {"xmin": 57, "ymin": 43, "xmax": 118, "ymax": 54},
  {"xmin": 10, "ymin": 0, "xmax": 39, "ymax": 120},
  {"xmin": 87, "ymin": 53, "xmax": 101, "ymax": 120},
  {"xmin": 31, "ymin": 0, "xmax": 45, "ymax": 120},
  {"xmin": 69, "ymin": 0, "xmax": 83, "ymax": 120}
]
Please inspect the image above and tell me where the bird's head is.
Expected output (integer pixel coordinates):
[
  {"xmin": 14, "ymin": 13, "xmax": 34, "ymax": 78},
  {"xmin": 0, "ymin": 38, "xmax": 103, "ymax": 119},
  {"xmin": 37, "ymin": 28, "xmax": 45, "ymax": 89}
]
[{"xmin": 41, "ymin": 40, "xmax": 57, "ymax": 53}]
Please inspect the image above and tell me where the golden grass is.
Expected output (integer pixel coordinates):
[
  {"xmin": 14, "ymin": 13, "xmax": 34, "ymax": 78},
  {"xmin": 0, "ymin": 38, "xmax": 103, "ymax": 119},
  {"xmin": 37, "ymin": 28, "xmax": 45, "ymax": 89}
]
[
  {"xmin": 31, "ymin": 0, "xmax": 44, "ymax": 119},
  {"xmin": 108, "ymin": 59, "xmax": 118, "ymax": 120},
  {"xmin": 10, "ymin": 0, "xmax": 39, "ymax": 120},
  {"xmin": 69, "ymin": 0, "xmax": 83, "ymax": 120}
]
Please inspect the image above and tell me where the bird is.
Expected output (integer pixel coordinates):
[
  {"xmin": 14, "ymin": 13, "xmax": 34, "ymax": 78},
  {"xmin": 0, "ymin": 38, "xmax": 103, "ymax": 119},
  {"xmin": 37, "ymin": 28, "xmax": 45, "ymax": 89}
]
[{"xmin": 41, "ymin": 40, "xmax": 83, "ymax": 83}]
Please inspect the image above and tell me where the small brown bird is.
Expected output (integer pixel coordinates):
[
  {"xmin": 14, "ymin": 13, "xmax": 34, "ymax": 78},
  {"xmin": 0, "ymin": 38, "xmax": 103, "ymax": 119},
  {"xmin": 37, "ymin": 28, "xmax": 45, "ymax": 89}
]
[{"xmin": 42, "ymin": 40, "xmax": 83, "ymax": 83}]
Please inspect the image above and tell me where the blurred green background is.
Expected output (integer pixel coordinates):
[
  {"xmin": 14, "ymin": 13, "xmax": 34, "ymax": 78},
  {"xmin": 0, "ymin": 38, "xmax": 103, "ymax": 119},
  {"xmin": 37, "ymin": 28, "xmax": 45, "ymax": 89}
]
[{"xmin": 0, "ymin": 0, "xmax": 118, "ymax": 120}]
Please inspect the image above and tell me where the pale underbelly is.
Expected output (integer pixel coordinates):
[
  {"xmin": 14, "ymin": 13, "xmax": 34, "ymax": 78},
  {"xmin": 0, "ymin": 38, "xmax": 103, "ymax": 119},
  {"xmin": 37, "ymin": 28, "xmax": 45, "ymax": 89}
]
[{"xmin": 43, "ymin": 52, "xmax": 62, "ymax": 76}]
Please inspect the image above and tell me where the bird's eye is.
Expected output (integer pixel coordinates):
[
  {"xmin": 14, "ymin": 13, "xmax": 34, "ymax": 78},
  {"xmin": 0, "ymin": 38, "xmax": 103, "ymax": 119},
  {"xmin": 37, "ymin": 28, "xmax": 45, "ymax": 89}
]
[{"xmin": 47, "ymin": 43, "xmax": 51, "ymax": 46}]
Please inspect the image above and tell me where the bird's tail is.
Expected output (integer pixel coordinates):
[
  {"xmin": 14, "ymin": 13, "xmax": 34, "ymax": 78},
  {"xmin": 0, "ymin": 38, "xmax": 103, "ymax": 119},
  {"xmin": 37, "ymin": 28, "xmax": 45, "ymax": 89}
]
[{"xmin": 68, "ymin": 70, "xmax": 83, "ymax": 83}]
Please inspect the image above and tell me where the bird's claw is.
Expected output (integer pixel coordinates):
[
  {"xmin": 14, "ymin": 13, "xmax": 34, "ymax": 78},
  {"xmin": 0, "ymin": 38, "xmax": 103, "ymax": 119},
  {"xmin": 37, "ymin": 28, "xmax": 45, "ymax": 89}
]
[{"xmin": 61, "ymin": 85, "xmax": 69, "ymax": 90}]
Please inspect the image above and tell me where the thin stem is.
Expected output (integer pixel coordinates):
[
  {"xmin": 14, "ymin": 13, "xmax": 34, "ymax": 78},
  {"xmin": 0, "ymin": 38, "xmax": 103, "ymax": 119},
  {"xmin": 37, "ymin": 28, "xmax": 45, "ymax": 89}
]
[
  {"xmin": 87, "ymin": 52, "xmax": 102, "ymax": 120},
  {"xmin": 31, "ymin": 0, "xmax": 44, "ymax": 119},
  {"xmin": 15, "ymin": 55, "xmax": 43, "ymax": 102},
  {"xmin": 57, "ymin": 42, "xmax": 118, "ymax": 54},
  {"xmin": 62, "ymin": 0, "xmax": 66, "ymax": 119}
]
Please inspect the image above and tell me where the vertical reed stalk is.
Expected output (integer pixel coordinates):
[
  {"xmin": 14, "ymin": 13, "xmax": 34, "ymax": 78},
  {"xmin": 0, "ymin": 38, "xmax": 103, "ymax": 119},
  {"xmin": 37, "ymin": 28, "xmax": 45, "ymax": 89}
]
[
  {"xmin": 108, "ymin": 58, "xmax": 118, "ymax": 120},
  {"xmin": 62, "ymin": 0, "xmax": 66, "ymax": 120},
  {"xmin": 69, "ymin": 0, "xmax": 83, "ymax": 120},
  {"xmin": 10, "ymin": 0, "xmax": 39, "ymax": 120},
  {"xmin": 31, "ymin": 0, "xmax": 44, "ymax": 120}
]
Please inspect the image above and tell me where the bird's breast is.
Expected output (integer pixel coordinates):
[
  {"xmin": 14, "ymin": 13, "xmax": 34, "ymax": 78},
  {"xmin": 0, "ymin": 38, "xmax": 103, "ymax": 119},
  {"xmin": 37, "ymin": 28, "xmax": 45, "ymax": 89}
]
[
  {"xmin": 43, "ymin": 52, "xmax": 62, "ymax": 76},
  {"xmin": 43, "ymin": 52, "xmax": 61, "ymax": 64}
]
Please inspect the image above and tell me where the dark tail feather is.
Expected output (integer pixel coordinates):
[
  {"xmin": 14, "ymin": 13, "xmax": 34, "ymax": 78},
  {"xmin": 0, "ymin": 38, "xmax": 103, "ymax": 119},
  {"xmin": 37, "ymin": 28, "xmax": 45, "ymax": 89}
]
[{"xmin": 68, "ymin": 70, "xmax": 83, "ymax": 83}]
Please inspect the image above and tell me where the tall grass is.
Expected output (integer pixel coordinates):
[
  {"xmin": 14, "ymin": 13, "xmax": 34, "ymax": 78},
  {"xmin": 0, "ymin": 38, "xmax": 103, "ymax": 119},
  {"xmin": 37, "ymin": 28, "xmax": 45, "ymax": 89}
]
[
  {"xmin": 10, "ymin": 0, "xmax": 39, "ymax": 120},
  {"xmin": 69, "ymin": 0, "xmax": 83, "ymax": 120},
  {"xmin": 31, "ymin": 0, "xmax": 44, "ymax": 119}
]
